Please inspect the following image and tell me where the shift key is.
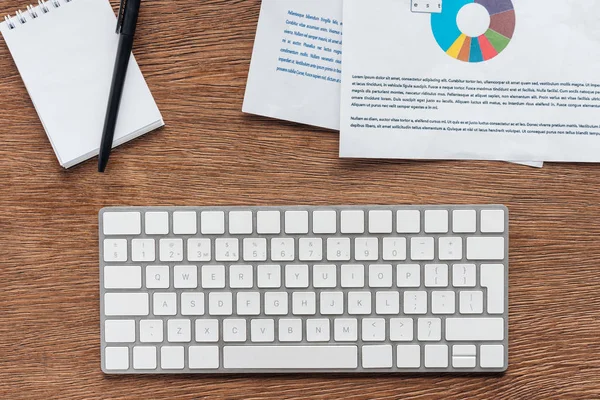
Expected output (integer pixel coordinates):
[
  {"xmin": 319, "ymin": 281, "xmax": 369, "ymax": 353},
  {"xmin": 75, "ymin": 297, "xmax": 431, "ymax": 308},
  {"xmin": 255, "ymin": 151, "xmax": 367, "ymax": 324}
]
[{"xmin": 446, "ymin": 318, "xmax": 504, "ymax": 341}]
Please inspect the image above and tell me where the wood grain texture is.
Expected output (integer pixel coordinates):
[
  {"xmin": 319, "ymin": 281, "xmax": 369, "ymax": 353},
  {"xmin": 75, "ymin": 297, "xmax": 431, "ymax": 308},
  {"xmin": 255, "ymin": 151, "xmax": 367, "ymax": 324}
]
[{"xmin": 0, "ymin": 0, "xmax": 599, "ymax": 398}]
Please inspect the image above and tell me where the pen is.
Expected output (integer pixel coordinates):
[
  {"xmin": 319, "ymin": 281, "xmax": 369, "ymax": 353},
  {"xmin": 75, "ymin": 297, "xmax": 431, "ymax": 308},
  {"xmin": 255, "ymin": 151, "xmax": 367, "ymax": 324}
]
[{"xmin": 98, "ymin": 0, "xmax": 142, "ymax": 172}]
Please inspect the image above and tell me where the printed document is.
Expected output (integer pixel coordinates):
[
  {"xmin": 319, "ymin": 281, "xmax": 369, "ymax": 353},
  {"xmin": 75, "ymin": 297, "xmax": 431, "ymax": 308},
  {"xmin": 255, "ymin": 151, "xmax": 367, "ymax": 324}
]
[
  {"xmin": 243, "ymin": 0, "xmax": 343, "ymax": 130},
  {"xmin": 340, "ymin": 0, "xmax": 600, "ymax": 162}
]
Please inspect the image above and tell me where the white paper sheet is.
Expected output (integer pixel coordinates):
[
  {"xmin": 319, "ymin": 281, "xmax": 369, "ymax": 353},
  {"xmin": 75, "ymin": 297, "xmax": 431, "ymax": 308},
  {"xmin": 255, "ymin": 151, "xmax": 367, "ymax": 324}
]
[
  {"xmin": 243, "ymin": 0, "xmax": 343, "ymax": 130},
  {"xmin": 339, "ymin": 0, "xmax": 600, "ymax": 163}
]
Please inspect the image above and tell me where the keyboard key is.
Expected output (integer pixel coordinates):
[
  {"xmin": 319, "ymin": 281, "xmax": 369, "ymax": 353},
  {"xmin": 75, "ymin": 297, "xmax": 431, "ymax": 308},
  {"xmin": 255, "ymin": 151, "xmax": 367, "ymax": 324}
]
[
  {"xmin": 397, "ymin": 264, "xmax": 420, "ymax": 287},
  {"xmin": 445, "ymin": 318, "xmax": 504, "ymax": 341},
  {"xmin": 313, "ymin": 210, "xmax": 337, "ymax": 234},
  {"xmin": 187, "ymin": 239, "xmax": 211, "ymax": 262},
  {"xmin": 257, "ymin": 264, "xmax": 281, "ymax": 288},
  {"xmin": 223, "ymin": 346, "xmax": 358, "ymax": 369},
  {"xmin": 215, "ymin": 238, "xmax": 239, "ymax": 262},
  {"xmin": 334, "ymin": 318, "xmax": 357, "ymax": 341},
  {"xmin": 153, "ymin": 293, "xmax": 176, "ymax": 316},
  {"xmin": 285, "ymin": 211, "xmax": 308, "ymax": 234},
  {"xmin": 362, "ymin": 345, "xmax": 392, "ymax": 368},
  {"xmin": 453, "ymin": 356, "xmax": 477, "ymax": 368},
  {"xmin": 424, "ymin": 210, "xmax": 448, "ymax": 233},
  {"xmin": 425, "ymin": 345, "xmax": 448, "ymax": 368},
  {"xmin": 355, "ymin": 238, "xmax": 378, "ymax": 261},
  {"xmin": 327, "ymin": 238, "xmax": 351, "ymax": 261},
  {"xmin": 382, "ymin": 237, "xmax": 406, "ymax": 261},
  {"xmin": 390, "ymin": 318, "xmax": 413, "ymax": 341},
  {"xmin": 369, "ymin": 264, "xmax": 392, "ymax": 288},
  {"xmin": 397, "ymin": 210, "xmax": 420, "ymax": 233},
  {"xmin": 133, "ymin": 346, "xmax": 157, "ymax": 370},
  {"xmin": 431, "ymin": 291, "xmax": 455, "ymax": 314},
  {"xmin": 229, "ymin": 211, "xmax": 253, "ymax": 234},
  {"xmin": 348, "ymin": 292, "xmax": 371, "ymax": 315},
  {"xmin": 453, "ymin": 345, "xmax": 476, "ymax": 356},
  {"xmin": 161, "ymin": 346, "xmax": 184, "ymax": 369},
  {"xmin": 480, "ymin": 345, "xmax": 505, "ymax": 368},
  {"xmin": 313, "ymin": 264, "xmax": 336, "ymax": 288},
  {"xmin": 452, "ymin": 209, "xmax": 476, "ymax": 233},
  {"xmin": 243, "ymin": 238, "xmax": 267, "ymax": 261},
  {"xmin": 341, "ymin": 264, "xmax": 364, "ymax": 288},
  {"xmin": 376, "ymin": 291, "xmax": 399, "ymax": 314},
  {"xmin": 425, "ymin": 264, "xmax": 448, "ymax": 287},
  {"xmin": 306, "ymin": 319, "xmax": 330, "ymax": 342},
  {"xmin": 181, "ymin": 293, "xmax": 204, "ymax": 316},
  {"xmin": 362, "ymin": 318, "xmax": 385, "ymax": 341},
  {"xmin": 140, "ymin": 320, "xmax": 163, "ymax": 343},
  {"xmin": 229, "ymin": 265, "xmax": 253, "ymax": 288},
  {"xmin": 452, "ymin": 264, "xmax": 476, "ymax": 287},
  {"xmin": 145, "ymin": 211, "xmax": 168, "ymax": 235},
  {"xmin": 285, "ymin": 264, "xmax": 309, "ymax": 288},
  {"xmin": 418, "ymin": 318, "xmax": 441, "ymax": 341},
  {"xmin": 174, "ymin": 265, "xmax": 197, "ymax": 289},
  {"xmin": 201, "ymin": 211, "xmax": 225, "ymax": 234},
  {"xmin": 159, "ymin": 239, "xmax": 183, "ymax": 262},
  {"xmin": 103, "ymin": 212, "xmax": 141, "ymax": 235},
  {"xmin": 466, "ymin": 237, "xmax": 504, "ymax": 260},
  {"xmin": 104, "ymin": 293, "xmax": 148, "ymax": 316},
  {"xmin": 279, "ymin": 319, "xmax": 302, "ymax": 342},
  {"xmin": 237, "ymin": 292, "xmax": 260, "ymax": 315},
  {"xmin": 341, "ymin": 210, "xmax": 364, "ymax": 233},
  {"xmin": 459, "ymin": 291, "xmax": 483, "ymax": 314},
  {"xmin": 209, "ymin": 292, "xmax": 233, "ymax": 315},
  {"xmin": 410, "ymin": 237, "xmax": 434, "ymax": 260},
  {"xmin": 223, "ymin": 319, "xmax": 246, "ymax": 342},
  {"xmin": 131, "ymin": 239, "xmax": 155, "ymax": 262},
  {"xmin": 105, "ymin": 347, "xmax": 129, "ymax": 370},
  {"xmin": 403, "ymin": 291, "xmax": 427, "ymax": 314},
  {"xmin": 481, "ymin": 264, "xmax": 505, "ymax": 314},
  {"xmin": 195, "ymin": 320, "xmax": 219, "ymax": 342},
  {"xmin": 438, "ymin": 237, "xmax": 462, "ymax": 261},
  {"xmin": 168, "ymin": 319, "xmax": 191, "ymax": 342},
  {"xmin": 397, "ymin": 345, "xmax": 420, "ymax": 368},
  {"xmin": 105, "ymin": 320, "xmax": 135, "ymax": 343},
  {"xmin": 271, "ymin": 238, "xmax": 295, "ymax": 261},
  {"xmin": 299, "ymin": 238, "xmax": 322, "ymax": 261},
  {"xmin": 202, "ymin": 265, "xmax": 225, "ymax": 288},
  {"xmin": 104, "ymin": 266, "xmax": 141, "ymax": 289},
  {"xmin": 104, "ymin": 239, "xmax": 127, "ymax": 262},
  {"xmin": 292, "ymin": 292, "xmax": 316, "ymax": 315},
  {"xmin": 173, "ymin": 211, "xmax": 197, "ymax": 235},
  {"xmin": 265, "ymin": 292, "xmax": 288, "ymax": 315},
  {"xmin": 257, "ymin": 211, "xmax": 280, "ymax": 234},
  {"xmin": 146, "ymin": 265, "xmax": 169, "ymax": 289},
  {"xmin": 320, "ymin": 292, "xmax": 344, "ymax": 315},
  {"xmin": 481, "ymin": 209, "xmax": 505, "ymax": 233},
  {"xmin": 189, "ymin": 346, "xmax": 219, "ymax": 369},
  {"xmin": 368, "ymin": 210, "xmax": 392, "ymax": 233}
]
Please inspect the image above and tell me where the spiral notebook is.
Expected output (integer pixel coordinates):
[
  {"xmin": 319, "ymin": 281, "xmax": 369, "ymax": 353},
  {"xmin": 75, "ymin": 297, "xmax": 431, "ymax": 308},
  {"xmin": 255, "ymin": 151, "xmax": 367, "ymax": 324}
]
[{"xmin": 0, "ymin": 0, "xmax": 163, "ymax": 168}]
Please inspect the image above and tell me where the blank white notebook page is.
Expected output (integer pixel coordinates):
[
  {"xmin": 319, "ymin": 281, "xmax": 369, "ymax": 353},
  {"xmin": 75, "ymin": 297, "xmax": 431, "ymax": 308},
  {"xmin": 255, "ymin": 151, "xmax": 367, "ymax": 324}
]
[{"xmin": 0, "ymin": 0, "xmax": 163, "ymax": 167}]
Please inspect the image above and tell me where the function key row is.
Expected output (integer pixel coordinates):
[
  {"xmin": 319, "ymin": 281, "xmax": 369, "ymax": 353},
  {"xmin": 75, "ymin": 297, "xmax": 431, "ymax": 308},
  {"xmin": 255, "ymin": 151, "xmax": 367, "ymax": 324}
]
[{"xmin": 102, "ymin": 208, "xmax": 505, "ymax": 236}]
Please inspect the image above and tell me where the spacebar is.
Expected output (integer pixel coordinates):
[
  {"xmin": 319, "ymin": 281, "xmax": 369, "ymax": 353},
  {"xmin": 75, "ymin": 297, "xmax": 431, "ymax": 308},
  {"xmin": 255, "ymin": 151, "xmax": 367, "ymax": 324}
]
[{"xmin": 223, "ymin": 346, "xmax": 358, "ymax": 369}]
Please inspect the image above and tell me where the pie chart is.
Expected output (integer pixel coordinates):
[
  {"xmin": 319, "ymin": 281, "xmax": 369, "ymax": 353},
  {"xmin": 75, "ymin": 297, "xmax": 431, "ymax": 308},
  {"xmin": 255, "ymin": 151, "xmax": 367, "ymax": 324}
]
[{"xmin": 431, "ymin": 0, "xmax": 515, "ymax": 63}]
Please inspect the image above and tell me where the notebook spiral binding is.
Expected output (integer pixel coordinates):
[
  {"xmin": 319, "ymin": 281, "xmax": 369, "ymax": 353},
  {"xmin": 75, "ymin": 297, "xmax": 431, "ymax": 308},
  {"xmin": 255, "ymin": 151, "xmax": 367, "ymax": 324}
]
[{"xmin": 4, "ymin": 0, "xmax": 72, "ymax": 30}]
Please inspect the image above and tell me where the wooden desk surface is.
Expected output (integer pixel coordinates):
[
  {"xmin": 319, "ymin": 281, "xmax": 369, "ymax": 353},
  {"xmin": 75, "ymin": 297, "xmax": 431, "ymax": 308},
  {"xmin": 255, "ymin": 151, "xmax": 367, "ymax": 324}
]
[{"xmin": 1, "ymin": 0, "xmax": 599, "ymax": 398}]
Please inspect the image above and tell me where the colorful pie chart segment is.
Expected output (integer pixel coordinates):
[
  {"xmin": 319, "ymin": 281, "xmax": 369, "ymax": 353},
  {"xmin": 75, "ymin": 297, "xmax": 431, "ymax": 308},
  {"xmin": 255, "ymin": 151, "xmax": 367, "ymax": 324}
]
[{"xmin": 431, "ymin": 0, "xmax": 515, "ymax": 63}]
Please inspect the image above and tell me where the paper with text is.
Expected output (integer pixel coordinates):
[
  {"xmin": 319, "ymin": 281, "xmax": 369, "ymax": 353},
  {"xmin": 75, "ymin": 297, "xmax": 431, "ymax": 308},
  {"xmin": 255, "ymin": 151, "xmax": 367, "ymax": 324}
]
[
  {"xmin": 339, "ymin": 0, "xmax": 600, "ymax": 163},
  {"xmin": 243, "ymin": 0, "xmax": 343, "ymax": 130}
]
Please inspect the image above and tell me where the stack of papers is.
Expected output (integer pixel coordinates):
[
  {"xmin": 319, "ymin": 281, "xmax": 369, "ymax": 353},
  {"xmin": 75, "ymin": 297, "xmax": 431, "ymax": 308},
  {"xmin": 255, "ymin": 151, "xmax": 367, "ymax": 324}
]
[{"xmin": 244, "ymin": 0, "xmax": 600, "ymax": 166}]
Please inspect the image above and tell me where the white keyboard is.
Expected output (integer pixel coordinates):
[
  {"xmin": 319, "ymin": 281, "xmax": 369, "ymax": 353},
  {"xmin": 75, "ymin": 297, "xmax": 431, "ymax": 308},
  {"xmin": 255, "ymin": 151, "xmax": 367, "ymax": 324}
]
[{"xmin": 100, "ymin": 205, "xmax": 508, "ymax": 374}]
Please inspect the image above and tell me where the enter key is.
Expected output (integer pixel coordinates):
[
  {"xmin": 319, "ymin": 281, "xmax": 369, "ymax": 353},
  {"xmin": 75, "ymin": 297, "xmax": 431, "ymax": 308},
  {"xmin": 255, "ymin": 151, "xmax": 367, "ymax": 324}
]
[{"xmin": 481, "ymin": 264, "xmax": 505, "ymax": 314}]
